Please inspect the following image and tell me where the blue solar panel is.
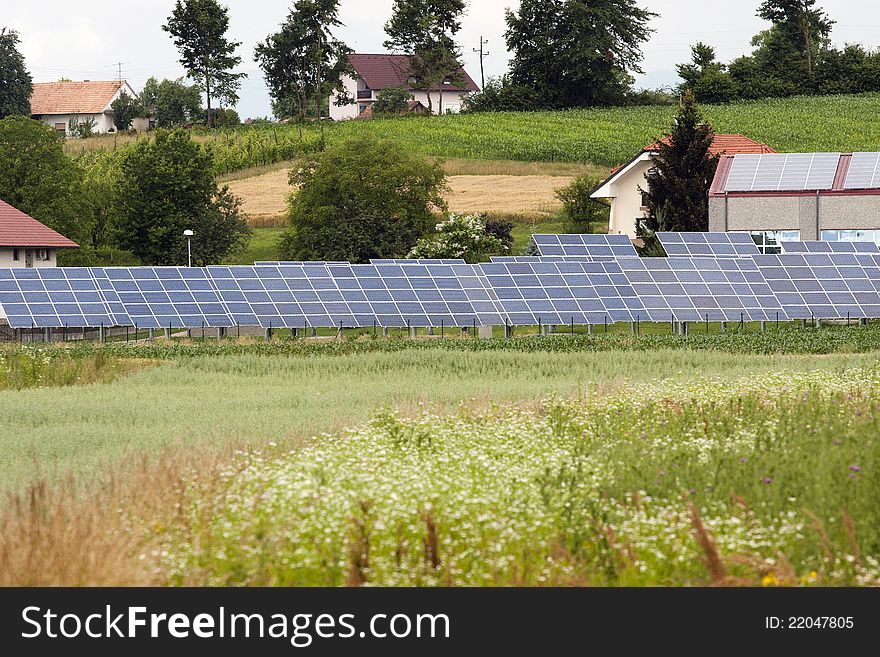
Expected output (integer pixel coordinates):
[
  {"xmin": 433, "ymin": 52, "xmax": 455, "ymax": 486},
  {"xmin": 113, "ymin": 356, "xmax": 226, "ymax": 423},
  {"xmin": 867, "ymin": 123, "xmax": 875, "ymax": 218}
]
[
  {"xmin": 657, "ymin": 232, "xmax": 760, "ymax": 257},
  {"xmin": 532, "ymin": 234, "xmax": 637, "ymax": 258},
  {"xmin": 102, "ymin": 267, "xmax": 234, "ymax": 329},
  {"xmin": 0, "ymin": 268, "xmax": 118, "ymax": 329},
  {"xmin": 618, "ymin": 257, "xmax": 785, "ymax": 322}
]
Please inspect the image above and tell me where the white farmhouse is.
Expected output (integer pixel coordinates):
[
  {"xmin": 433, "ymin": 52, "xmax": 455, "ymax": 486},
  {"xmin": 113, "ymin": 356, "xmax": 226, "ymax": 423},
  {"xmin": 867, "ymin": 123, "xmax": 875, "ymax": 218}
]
[
  {"xmin": 330, "ymin": 54, "xmax": 479, "ymax": 120},
  {"xmin": 0, "ymin": 198, "xmax": 79, "ymax": 268},
  {"xmin": 30, "ymin": 80, "xmax": 146, "ymax": 135},
  {"xmin": 591, "ymin": 134, "xmax": 777, "ymax": 238}
]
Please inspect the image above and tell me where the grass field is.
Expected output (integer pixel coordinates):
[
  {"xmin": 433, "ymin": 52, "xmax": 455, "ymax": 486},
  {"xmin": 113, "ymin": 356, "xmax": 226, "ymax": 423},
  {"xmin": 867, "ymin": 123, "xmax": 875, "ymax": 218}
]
[
  {"xmin": 70, "ymin": 93, "xmax": 880, "ymax": 171},
  {"xmin": 3, "ymin": 329, "xmax": 879, "ymax": 586}
]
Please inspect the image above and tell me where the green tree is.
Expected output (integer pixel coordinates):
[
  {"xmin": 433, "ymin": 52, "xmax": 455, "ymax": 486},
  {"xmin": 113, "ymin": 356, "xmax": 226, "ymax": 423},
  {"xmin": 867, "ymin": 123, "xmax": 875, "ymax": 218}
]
[
  {"xmin": 0, "ymin": 116, "xmax": 88, "ymax": 247},
  {"xmin": 462, "ymin": 76, "xmax": 543, "ymax": 112},
  {"xmin": 505, "ymin": 0, "xmax": 656, "ymax": 108},
  {"xmin": 110, "ymin": 91, "xmax": 142, "ymax": 131},
  {"xmin": 280, "ymin": 136, "xmax": 446, "ymax": 262},
  {"xmin": 372, "ymin": 86, "xmax": 413, "ymax": 114},
  {"xmin": 384, "ymin": 0, "xmax": 466, "ymax": 114},
  {"xmin": 640, "ymin": 90, "xmax": 718, "ymax": 236},
  {"xmin": 758, "ymin": 0, "xmax": 834, "ymax": 78},
  {"xmin": 0, "ymin": 28, "xmax": 32, "ymax": 119},
  {"xmin": 114, "ymin": 130, "xmax": 250, "ymax": 265},
  {"xmin": 555, "ymin": 175, "xmax": 611, "ymax": 233},
  {"xmin": 140, "ymin": 77, "xmax": 203, "ymax": 127},
  {"xmin": 408, "ymin": 213, "xmax": 505, "ymax": 262},
  {"xmin": 255, "ymin": 0, "xmax": 353, "ymax": 122},
  {"xmin": 163, "ymin": 0, "xmax": 245, "ymax": 128},
  {"xmin": 676, "ymin": 42, "xmax": 737, "ymax": 104}
]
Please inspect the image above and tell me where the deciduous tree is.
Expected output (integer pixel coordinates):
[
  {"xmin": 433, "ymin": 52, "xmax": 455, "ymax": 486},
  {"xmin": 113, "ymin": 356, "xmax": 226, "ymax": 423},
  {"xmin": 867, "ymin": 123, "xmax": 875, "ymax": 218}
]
[
  {"xmin": 255, "ymin": 0, "xmax": 353, "ymax": 121},
  {"xmin": 114, "ymin": 130, "xmax": 250, "ymax": 265},
  {"xmin": 163, "ymin": 0, "xmax": 245, "ymax": 127},
  {"xmin": 505, "ymin": 0, "xmax": 656, "ymax": 108},
  {"xmin": 0, "ymin": 28, "xmax": 32, "ymax": 119},
  {"xmin": 280, "ymin": 136, "xmax": 446, "ymax": 262},
  {"xmin": 384, "ymin": 0, "xmax": 466, "ymax": 114},
  {"xmin": 0, "ymin": 116, "xmax": 88, "ymax": 247}
]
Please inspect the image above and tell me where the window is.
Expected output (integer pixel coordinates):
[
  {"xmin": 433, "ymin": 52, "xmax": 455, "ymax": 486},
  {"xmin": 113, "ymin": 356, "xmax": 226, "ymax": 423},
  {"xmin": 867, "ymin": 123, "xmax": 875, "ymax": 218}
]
[
  {"xmin": 12, "ymin": 249, "xmax": 19, "ymax": 261},
  {"xmin": 358, "ymin": 104, "xmax": 368, "ymax": 115},
  {"xmin": 821, "ymin": 229, "xmax": 880, "ymax": 245},
  {"xmin": 54, "ymin": 122, "xmax": 66, "ymax": 132},
  {"xmin": 37, "ymin": 249, "xmax": 49, "ymax": 261},
  {"xmin": 442, "ymin": 77, "xmax": 452, "ymax": 85},
  {"xmin": 748, "ymin": 230, "xmax": 800, "ymax": 254}
]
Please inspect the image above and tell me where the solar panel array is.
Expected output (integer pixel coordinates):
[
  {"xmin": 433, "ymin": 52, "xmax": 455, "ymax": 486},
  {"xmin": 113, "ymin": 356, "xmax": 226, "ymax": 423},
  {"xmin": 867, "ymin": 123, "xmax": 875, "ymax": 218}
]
[
  {"xmin": 754, "ymin": 253, "xmax": 880, "ymax": 319},
  {"xmin": 724, "ymin": 153, "xmax": 841, "ymax": 192},
  {"xmin": 479, "ymin": 261, "xmax": 646, "ymax": 326},
  {"xmin": 618, "ymin": 257, "xmax": 785, "ymax": 322},
  {"xmin": 658, "ymin": 232, "xmax": 760, "ymax": 257},
  {"xmin": 6, "ymin": 233, "xmax": 880, "ymax": 329},
  {"xmin": 0, "ymin": 268, "xmax": 117, "ymax": 329},
  {"xmin": 532, "ymin": 234, "xmax": 638, "ymax": 258},
  {"xmin": 780, "ymin": 241, "xmax": 880, "ymax": 254},
  {"xmin": 844, "ymin": 152, "xmax": 880, "ymax": 190}
]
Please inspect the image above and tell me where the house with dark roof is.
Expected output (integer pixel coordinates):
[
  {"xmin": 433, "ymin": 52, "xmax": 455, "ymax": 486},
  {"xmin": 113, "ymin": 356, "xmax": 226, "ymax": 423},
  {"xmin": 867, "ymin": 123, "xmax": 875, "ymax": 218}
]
[
  {"xmin": 30, "ymin": 79, "xmax": 145, "ymax": 135},
  {"xmin": 330, "ymin": 54, "xmax": 479, "ymax": 120},
  {"xmin": 709, "ymin": 152, "xmax": 880, "ymax": 251},
  {"xmin": 0, "ymin": 199, "xmax": 79, "ymax": 268},
  {"xmin": 591, "ymin": 134, "xmax": 776, "ymax": 238}
]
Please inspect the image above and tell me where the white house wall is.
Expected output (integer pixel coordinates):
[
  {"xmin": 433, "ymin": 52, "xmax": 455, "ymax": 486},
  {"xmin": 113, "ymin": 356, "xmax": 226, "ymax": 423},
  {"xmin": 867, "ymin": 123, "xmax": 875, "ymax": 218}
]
[
  {"xmin": 0, "ymin": 248, "xmax": 57, "ymax": 268},
  {"xmin": 607, "ymin": 159, "xmax": 653, "ymax": 237},
  {"xmin": 330, "ymin": 75, "xmax": 470, "ymax": 120}
]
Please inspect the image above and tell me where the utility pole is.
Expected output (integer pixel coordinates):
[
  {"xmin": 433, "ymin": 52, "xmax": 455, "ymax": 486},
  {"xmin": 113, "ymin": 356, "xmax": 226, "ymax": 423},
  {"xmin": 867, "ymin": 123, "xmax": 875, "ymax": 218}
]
[{"xmin": 473, "ymin": 36, "xmax": 489, "ymax": 89}]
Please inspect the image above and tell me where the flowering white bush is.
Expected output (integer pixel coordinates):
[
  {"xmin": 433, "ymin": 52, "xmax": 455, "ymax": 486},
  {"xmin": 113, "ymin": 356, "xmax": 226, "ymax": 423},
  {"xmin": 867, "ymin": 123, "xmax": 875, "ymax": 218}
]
[{"xmin": 408, "ymin": 213, "xmax": 506, "ymax": 262}]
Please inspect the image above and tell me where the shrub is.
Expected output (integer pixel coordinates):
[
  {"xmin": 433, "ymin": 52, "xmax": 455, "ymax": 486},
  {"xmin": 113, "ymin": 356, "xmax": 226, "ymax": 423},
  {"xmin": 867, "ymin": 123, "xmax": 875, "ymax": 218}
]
[
  {"xmin": 280, "ymin": 136, "xmax": 446, "ymax": 263},
  {"xmin": 555, "ymin": 175, "xmax": 610, "ymax": 233},
  {"xmin": 408, "ymin": 213, "xmax": 506, "ymax": 263}
]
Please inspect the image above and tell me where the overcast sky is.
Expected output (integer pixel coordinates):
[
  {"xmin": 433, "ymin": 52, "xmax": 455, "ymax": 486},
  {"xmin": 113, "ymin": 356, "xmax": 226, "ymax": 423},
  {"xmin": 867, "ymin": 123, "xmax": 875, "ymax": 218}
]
[{"xmin": 7, "ymin": 1, "xmax": 880, "ymax": 119}]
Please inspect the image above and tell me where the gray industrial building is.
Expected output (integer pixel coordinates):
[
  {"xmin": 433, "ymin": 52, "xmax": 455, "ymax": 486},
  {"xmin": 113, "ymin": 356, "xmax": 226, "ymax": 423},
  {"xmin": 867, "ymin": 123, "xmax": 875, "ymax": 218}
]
[{"xmin": 709, "ymin": 152, "xmax": 880, "ymax": 253}]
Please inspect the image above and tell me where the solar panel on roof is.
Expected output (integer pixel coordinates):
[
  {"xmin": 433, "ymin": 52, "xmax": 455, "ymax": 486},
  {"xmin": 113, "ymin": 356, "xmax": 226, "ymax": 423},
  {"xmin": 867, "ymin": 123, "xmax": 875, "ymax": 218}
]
[
  {"xmin": 0, "ymin": 268, "xmax": 118, "ymax": 329},
  {"xmin": 781, "ymin": 241, "xmax": 880, "ymax": 254},
  {"xmin": 843, "ymin": 152, "xmax": 880, "ymax": 190},
  {"xmin": 254, "ymin": 261, "xmax": 349, "ymax": 266},
  {"xmin": 725, "ymin": 153, "xmax": 841, "ymax": 192},
  {"xmin": 657, "ymin": 232, "xmax": 760, "ymax": 257},
  {"xmin": 532, "ymin": 234, "xmax": 637, "ymax": 258}
]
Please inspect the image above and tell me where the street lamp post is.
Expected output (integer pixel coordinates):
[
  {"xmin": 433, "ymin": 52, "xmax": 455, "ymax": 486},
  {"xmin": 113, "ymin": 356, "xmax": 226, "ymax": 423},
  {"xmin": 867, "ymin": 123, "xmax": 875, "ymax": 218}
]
[{"xmin": 183, "ymin": 229, "xmax": 194, "ymax": 267}]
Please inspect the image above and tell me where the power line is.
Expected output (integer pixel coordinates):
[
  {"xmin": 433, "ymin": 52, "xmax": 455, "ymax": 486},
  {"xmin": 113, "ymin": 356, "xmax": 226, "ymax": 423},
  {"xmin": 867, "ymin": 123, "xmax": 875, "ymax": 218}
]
[{"xmin": 472, "ymin": 36, "xmax": 489, "ymax": 89}]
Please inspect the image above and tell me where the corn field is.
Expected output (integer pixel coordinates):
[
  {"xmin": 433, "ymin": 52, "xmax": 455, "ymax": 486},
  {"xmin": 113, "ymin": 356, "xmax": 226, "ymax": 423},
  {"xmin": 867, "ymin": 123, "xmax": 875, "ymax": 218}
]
[{"xmin": 66, "ymin": 92, "xmax": 880, "ymax": 169}]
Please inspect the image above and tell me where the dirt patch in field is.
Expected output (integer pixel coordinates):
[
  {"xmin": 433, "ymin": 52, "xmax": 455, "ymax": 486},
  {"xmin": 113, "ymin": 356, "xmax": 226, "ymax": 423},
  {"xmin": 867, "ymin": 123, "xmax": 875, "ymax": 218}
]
[{"xmin": 227, "ymin": 170, "xmax": 574, "ymax": 225}]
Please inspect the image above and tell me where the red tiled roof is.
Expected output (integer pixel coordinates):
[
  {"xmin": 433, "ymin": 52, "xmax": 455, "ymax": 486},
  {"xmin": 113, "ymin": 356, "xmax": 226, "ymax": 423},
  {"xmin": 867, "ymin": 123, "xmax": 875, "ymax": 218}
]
[
  {"xmin": 0, "ymin": 199, "xmax": 79, "ymax": 249},
  {"xmin": 646, "ymin": 133, "xmax": 777, "ymax": 156},
  {"xmin": 348, "ymin": 54, "xmax": 479, "ymax": 92},
  {"xmin": 30, "ymin": 80, "xmax": 123, "ymax": 115}
]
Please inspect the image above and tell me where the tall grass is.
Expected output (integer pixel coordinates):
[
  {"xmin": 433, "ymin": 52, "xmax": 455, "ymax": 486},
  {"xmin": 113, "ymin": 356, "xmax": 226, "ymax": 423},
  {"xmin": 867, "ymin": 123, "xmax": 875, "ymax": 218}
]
[
  {"xmin": 0, "ymin": 348, "xmax": 151, "ymax": 391},
  {"xmin": 156, "ymin": 369, "xmax": 880, "ymax": 587}
]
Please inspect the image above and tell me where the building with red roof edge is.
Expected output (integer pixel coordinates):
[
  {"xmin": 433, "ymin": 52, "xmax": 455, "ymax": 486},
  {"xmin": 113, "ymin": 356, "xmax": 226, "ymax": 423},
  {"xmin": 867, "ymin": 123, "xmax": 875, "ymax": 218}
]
[
  {"xmin": 591, "ymin": 134, "xmax": 776, "ymax": 238},
  {"xmin": 330, "ymin": 54, "xmax": 479, "ymax": 121},
  {"xmin": 0, "ymin": 198, "xmax": 79, "ymax": 268},
  {"xmin": 709, "ymin": 151, "xmax": 880, "ymax": 251},
  {"xmin": 30, "ymin": 79, "xmax": 146, "ymax": 136}
]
